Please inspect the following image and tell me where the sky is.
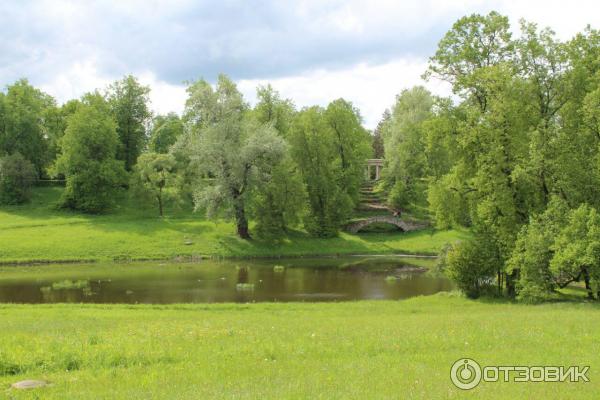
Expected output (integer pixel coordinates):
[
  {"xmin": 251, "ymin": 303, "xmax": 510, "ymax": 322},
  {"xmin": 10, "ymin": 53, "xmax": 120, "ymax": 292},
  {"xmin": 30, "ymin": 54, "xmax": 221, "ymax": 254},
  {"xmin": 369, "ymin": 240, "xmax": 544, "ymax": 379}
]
[{"xmin": 1, "ymin": 0, "xmax": 598, "ymax": 129}]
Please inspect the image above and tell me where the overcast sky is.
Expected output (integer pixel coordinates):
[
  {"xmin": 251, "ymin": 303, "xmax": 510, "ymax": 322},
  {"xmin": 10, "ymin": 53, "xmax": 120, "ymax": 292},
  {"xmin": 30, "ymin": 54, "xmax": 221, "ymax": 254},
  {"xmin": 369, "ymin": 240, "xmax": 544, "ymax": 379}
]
[{"xmin": 1, "ymin": 0, "xmax": 598, "ymax": 129}]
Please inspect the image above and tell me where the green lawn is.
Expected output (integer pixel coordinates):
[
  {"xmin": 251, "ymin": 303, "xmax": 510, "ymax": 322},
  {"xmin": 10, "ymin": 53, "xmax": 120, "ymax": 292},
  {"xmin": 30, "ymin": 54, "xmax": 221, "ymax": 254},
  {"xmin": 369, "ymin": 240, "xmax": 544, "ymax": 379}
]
[
  {"xmin": 0, "ymin": 294, "xmax": 599, "ymax": 399},
  {"xmin": 0, "ymin": 187, "xmax": 468, "ymax": 263}
]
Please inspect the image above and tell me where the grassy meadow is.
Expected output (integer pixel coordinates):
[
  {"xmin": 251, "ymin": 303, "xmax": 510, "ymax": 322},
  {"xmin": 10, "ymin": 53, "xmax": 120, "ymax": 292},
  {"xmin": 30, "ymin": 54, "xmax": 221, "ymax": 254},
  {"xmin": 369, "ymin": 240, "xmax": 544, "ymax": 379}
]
[
  {"xmin": 1, "ymin": 294, "xmax": 599, "ymax": 399},
  {"xmin": 0, "ymin": 187, "xmax": 468, "ymax": 263}
]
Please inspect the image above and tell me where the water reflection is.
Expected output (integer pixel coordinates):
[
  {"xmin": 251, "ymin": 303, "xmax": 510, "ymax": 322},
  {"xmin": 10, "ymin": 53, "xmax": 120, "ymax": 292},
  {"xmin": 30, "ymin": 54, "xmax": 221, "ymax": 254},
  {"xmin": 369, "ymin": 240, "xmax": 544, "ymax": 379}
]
[{"xmin": 0, "ymin": 257, "xmax": 453, "ymax": 304}]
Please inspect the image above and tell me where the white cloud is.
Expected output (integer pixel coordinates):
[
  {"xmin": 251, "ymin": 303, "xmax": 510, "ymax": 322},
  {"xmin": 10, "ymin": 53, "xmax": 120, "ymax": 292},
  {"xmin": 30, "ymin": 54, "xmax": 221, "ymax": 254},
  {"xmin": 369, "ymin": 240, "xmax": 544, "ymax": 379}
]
[
  {"xmin": 238, "ymin": 58, "xmax": 452, "ymax": 129},
  {"xmin": 38, "ymin": 59, "xmax": 112, "ymax": 104},
  {"xmin": 14, "ymin": 0, "xmax": 598, "ymax": 130},
  {"xmin": 137, "ymin": 72, "xmax": 187, "ymax": 117}
]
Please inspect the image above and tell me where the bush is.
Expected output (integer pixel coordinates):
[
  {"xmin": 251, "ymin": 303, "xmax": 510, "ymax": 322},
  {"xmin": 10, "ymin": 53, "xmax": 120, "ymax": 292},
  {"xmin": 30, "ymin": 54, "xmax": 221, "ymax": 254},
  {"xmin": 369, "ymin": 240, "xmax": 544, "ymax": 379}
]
[
  {"xmin": 388, "ymin": 180, "xmax": 411, "ymax": 210},
  {"xmin": 0, "ymin": 152, "xmax": 37, "ymax": 204},
  {"xmin": 445, "ymin": 239, "xmax": 498, "ymax": 298}
]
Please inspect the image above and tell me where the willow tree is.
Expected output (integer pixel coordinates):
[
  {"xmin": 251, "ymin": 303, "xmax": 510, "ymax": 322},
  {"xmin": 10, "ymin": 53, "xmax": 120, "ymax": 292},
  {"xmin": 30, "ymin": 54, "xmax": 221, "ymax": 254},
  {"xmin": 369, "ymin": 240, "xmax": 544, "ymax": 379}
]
[{"xmin": 181, "ymin": 75, "xmax": 286, "ymax": 239}]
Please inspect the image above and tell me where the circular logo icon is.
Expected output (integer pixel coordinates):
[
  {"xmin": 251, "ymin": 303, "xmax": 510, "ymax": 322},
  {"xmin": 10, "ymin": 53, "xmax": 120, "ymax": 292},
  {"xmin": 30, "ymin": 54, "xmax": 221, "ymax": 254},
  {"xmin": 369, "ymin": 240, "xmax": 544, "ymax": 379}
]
[{"xmin": 450, "ymin": 358, "xmax": 482, "ymax": 390}]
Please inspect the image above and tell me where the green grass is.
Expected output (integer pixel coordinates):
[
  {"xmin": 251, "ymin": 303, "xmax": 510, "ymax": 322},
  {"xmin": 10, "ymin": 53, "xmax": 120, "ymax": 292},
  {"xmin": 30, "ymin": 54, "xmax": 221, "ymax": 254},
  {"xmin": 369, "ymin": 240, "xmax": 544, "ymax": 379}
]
[
  {"xmin": 0, "ymin": 187, "xmax": 469, "ymax": 263},
  {"xmin": 1, "ymin": 294, "xmax": 599, "ymax": 399}
]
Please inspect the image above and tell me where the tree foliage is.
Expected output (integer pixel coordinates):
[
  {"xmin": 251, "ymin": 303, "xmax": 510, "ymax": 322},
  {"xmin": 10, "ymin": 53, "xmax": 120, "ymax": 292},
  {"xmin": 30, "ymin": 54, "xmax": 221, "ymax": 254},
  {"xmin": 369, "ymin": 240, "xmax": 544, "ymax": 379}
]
[
  {"xmin": 107, "ymin": 75, "xmax": 151, "ymax": 171},
  {"xmin": 0, "ymin": 152, "xmax": 37, "ymax": 204},
  {"xmin": 249, "ymin": 85, "xmax": 305, "ymax": 241},
  {"xmin": 53, "ymin": 94, "xmax": 126, "ymax": 213},
  {"xmin": 133, "ymin": 152, "xmax": 178, "ymax": 217},
  {"xmin": 0, "ymin": 79, "xmax": 55, "ymax": 175},
  {"xmin": 149, "ymin": 113, "xmax": 184, "ymax": 154},
  {"xmin": 425, "ymin": 13, "xmax": 600, "ymax": 300},
  {"xmin": 181, "ymin": 75, "xmax": 286, "ymax": 239}
]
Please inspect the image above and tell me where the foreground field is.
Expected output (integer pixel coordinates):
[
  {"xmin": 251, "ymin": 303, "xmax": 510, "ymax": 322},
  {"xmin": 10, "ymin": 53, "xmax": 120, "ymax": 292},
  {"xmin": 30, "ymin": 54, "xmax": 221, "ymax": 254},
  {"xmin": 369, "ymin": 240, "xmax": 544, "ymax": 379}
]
[
  {"xmin": 1, "ymin": 294, "xmax": 599, "ymax": 399},
  {"xmin": 0, "ymin": 188, "xmax": 468, "ymax": 263}
]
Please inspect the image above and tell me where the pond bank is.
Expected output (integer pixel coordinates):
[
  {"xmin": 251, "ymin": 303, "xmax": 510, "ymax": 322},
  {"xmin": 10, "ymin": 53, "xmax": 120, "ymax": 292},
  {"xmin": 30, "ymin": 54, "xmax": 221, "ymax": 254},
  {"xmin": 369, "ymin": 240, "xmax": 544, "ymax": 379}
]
[{"xmin": 0, "ymin": 251, "xmax": 439, "ymax": 267}]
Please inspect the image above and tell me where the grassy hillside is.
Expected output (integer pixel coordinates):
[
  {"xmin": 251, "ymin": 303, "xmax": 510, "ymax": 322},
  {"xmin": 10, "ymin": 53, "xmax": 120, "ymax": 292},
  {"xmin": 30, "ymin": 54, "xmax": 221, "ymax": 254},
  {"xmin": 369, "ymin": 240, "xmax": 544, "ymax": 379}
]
[
  {"xmin": 1, "ymin": 294, "xmax": 599, "ymax": 399},
  {"xmin": 0, "ymin": 187, "xmax": 468, "ymax": 263}
]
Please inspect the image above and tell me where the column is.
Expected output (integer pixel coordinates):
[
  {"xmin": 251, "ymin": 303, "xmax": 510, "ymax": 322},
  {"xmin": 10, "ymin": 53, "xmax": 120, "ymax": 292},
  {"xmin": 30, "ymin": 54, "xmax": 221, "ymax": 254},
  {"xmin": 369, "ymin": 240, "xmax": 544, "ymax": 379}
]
[{"xmin": 375, "ymin": 165, "xmax": 380, "ymax": 180}]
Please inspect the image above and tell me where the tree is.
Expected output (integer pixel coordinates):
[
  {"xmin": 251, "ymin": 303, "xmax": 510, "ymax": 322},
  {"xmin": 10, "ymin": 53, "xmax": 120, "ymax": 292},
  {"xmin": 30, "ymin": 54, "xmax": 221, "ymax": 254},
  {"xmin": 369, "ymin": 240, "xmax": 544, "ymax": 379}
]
[
  {"xmin": 253, "ymin": 85, "xmax": 295, "ymax": 137},
  {"xmin": 250, "ymin": 85, "xmax": 305, "ymax": 241},
  {"xmin": 507, "ymin": 197, "xmax": 569, "ymax": 301},
  {"xmin": 107, "ymin": 75, "xmax": 151, "ymax": 171},
  {"xmin": 0, "ymin": 152, "xmax": 37, "ymax": 204},
  {"xmin": 289, "ymin": 107, "xmax": 353, "ymax": 237},
  {"xmin": 181, "ymin": 75, "xmax": 286, "ymax": 239},
  {"xmin": 425, "ymin": 11, "xmax": 514, "ymax": 111},
  {"xmin": 0, "ymin": 79, "xmax": 55, "ymax": 175},
  {"xmin": 133, "ymin": 152, "xmax": 178, "ymax": 217},
  {"xmin": 250, "ymin": 156, "xmax": 306, "ymax": 241},
  {"xmin": 551, "ymin": 205, "xmax": 600, "ymax": 299},
  {"xmin": 44, "ymin": 100, "xmax": 77, "ymax": 168},
  {"xmin": 324, "ymin": 99, "xmax": 372, "ymax": 204},
  {"xmin": 371, "ymin": 110, "xmax": 389, "ymax": 159},
  {"xmin": 52, "ymin": 93, "xmax": 126, "ymax": 213},
  {"xmin": 382, "ymin": 87, "xmax": 433, "ymax": 209},
  {"xmin": 148, "ymin": 113, "xmax": 184, "ymax": 153}
]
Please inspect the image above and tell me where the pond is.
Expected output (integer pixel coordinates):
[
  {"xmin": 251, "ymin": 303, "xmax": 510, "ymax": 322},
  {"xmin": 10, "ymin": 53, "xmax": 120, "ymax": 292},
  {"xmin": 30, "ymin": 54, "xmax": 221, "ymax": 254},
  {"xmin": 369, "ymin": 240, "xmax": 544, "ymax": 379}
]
[{"xmin": 0, "ymin": 256, "xmax": 454, "ymax": 304}]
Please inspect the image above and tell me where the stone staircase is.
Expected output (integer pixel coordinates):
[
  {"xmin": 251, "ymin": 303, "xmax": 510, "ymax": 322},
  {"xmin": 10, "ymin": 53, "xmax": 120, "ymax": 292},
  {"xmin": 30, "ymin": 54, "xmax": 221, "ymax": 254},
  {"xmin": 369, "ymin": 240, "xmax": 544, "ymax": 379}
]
[{"xmin": 345, "ymin": 181, "xmax": 427, "ymax": 233}]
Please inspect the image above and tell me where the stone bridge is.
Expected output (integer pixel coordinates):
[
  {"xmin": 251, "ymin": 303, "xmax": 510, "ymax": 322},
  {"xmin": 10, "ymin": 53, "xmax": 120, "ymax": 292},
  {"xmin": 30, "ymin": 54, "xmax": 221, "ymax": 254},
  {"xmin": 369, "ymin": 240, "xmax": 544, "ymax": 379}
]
[{"xmin": 345, "ymin": 215, "xmax": 426, "ymax": 234}]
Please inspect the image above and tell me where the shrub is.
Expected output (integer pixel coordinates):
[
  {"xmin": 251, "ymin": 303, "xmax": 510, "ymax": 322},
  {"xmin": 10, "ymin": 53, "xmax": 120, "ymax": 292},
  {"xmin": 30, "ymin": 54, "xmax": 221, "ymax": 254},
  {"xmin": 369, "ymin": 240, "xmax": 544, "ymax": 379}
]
[
  {"xmin": 445, "ymin": 239, "xmax": 498, "ymax": 298},
  {"xmin": 0, "ymin": 152, "xmax": 37, "ymax": 204}
]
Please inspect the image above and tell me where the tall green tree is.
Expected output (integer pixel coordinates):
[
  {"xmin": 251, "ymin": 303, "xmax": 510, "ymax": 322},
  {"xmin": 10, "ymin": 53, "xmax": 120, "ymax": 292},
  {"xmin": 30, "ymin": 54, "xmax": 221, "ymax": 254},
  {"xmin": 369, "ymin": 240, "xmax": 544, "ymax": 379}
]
[
  {"xmin": 0, "ymin": 79, "xmax": 55, "ymax": 175},
  {"xmin": 324, "ymin": 99, "xmax": 371, "ymax": 204},
  {"xmin": 425, "ymin": 11, "xmax": 514, "ymax": 111},
  {"xmin": 382, "ymin": 87, "xmax": 433, "ymax": 209},
  {"xmin": 289, "ymin": 107, "xmax": 353, "ymax": 237},
  {"xmin": 250, "ymin": 85, "xmax": 305, "ymax": 241},
  {"xmin": 181, "ymin": 75, "xmax": 286, "ymax": 239},
  {"xmin": 148, "ymin": 113, "xmax": 184, "ymax": 154},
  {"xmin": 253, "ymin": 85, "xmax": 295, "ymax": 137},
  {"xmin": 371, "ymin": 109, "xmax": 389, "ymax": 159},
  {"xmin": 107, "ymin": 75, "xmax": 151, "ymax": 171},
  {"xmin": 52, "ymin": 93, "xmax": 126, "ymax": 213},
  {"xmin": 44, "ymin": 99, "xmax": 81, "ymax": 169}
]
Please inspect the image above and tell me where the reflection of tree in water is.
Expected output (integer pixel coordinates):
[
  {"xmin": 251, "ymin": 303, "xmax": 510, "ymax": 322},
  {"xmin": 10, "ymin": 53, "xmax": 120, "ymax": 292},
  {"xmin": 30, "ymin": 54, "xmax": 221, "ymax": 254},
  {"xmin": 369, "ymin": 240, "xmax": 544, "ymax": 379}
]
[{"xmin": 237, "ymin": 266, "xmax": 249, "ymax": 284}]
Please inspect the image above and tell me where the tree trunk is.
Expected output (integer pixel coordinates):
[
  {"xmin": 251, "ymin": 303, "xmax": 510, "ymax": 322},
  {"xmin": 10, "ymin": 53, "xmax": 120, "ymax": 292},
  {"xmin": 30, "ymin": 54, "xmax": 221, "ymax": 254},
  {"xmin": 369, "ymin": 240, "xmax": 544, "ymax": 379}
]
[
  {"xmin": 583, "ymin": 267, "xmax": 594, "ymax": 300},
  {"xmin": 234, "ymin": 197, "xmax": 251, "ymax": 239},
  {"xmin": 506, "ymin": 269, "xmax": 519, "ymax": 298},
  {"xmin": 157, "ymin": 194, "xmax": 163, "ymax": 217}
]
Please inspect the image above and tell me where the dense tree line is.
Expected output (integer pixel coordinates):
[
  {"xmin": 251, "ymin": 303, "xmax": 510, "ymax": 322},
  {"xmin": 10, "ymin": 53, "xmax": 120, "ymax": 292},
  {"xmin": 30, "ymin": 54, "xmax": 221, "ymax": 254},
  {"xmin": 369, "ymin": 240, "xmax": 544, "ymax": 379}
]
[
  {"xmin": 378, "ymin": 12, "xmax": 600, "ymax": 301},
  {"xmin": 0, "ymin": 74, "xmax": 371, "ymax": 240}
]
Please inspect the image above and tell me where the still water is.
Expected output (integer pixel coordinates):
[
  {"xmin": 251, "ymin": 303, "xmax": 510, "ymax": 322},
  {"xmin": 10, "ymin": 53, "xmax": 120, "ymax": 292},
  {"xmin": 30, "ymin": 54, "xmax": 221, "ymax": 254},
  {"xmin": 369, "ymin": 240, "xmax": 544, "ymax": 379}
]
[{"xmin": 0, "ymin": 256, "xmax": 453, "ymax": 304}]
